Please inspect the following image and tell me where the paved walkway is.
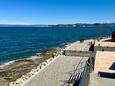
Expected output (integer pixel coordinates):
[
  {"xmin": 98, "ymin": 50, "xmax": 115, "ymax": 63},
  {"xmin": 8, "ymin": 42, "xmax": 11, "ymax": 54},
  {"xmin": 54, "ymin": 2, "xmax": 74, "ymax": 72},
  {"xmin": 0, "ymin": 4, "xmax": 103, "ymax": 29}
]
[
  {"xmin": 24, "ymin": 56, "xmax": 88, "ymax": 86},
  {"xmin": 65, "ymin": 40, "xmax": 91, "ymax": 51},
  {"xmin": 24, "ymin": 40, "xmax": 91, "ymax": 86}
]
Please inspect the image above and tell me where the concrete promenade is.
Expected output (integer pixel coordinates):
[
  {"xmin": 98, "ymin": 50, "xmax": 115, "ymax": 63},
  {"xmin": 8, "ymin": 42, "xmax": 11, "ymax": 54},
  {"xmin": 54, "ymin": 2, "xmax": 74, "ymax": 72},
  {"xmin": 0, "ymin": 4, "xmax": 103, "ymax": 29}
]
[
  {"xmin": 24, "ymin": 40, "xmax": 91, "ymax": 86},
  {"xmin": 89, "ymin": 73, "xmax": 115, "ymax": 86},
  {"xmin": 89, "ymin": 37, "xmax": 115, "ymax": 86}
]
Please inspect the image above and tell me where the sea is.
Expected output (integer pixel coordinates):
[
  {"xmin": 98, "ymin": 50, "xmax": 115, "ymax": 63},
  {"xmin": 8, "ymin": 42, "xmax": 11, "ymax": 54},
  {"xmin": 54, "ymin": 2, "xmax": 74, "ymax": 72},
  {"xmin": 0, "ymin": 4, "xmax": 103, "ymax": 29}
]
[{"xmin": 0, "ymin": 26, "xmax": 115, "ymax": 64}]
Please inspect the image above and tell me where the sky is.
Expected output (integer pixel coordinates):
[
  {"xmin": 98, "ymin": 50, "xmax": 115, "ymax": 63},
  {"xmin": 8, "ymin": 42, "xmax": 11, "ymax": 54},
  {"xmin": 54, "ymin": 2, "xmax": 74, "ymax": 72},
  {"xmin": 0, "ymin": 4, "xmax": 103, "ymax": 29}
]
[{"xmin": 0, "ymin": 0, "xmax": 115, "ymax": 24}]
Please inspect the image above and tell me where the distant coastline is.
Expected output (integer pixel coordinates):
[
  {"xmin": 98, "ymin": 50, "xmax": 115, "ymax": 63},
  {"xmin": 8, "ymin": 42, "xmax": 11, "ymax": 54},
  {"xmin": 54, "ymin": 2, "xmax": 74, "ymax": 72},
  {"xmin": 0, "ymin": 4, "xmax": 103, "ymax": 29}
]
[{"xmin": 0, "ymin": 23, "xmax": 115, "ymax": 27}]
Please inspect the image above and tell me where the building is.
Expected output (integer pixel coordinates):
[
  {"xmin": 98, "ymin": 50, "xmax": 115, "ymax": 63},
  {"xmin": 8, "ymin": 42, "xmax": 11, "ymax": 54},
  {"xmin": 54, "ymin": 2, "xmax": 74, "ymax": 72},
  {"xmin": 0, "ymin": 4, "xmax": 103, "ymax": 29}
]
[{"xmin": 112, "ymin": 31, "xmax": 115, "ymax": 42}]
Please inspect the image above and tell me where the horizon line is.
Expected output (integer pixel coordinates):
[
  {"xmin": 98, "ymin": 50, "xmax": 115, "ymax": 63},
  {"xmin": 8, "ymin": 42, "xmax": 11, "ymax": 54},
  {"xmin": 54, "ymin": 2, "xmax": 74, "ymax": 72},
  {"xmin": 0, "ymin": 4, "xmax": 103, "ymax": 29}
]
[{"xmin": 0, "ymin": 22, "xmax": 115, "ymax": 25}]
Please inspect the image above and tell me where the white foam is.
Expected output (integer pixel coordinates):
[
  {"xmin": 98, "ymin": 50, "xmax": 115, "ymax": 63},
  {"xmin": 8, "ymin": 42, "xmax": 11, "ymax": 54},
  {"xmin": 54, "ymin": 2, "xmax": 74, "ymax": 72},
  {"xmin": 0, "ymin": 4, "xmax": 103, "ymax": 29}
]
[
  {"xmin": 0, "ymin": 60, "xmax": 15, "ymax": 67},
  {"xmin": 27, "ymin": 56, "xmax": 40, "ymax": 60},
  {"xmin": 0, "ymin": 55, "xmax": 41, "ymax": 67}
]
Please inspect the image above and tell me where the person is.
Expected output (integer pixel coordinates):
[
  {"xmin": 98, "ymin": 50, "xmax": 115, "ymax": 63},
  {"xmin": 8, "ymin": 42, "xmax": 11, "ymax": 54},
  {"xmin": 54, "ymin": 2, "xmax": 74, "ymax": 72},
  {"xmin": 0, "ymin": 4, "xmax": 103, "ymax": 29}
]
[
  {"xmin": 80, "ymin": 39, "xmax": 84, "ymax": 43},
  {"xmin": 102, "ymin": 48, "xmax": 104, "ymax": 51}
]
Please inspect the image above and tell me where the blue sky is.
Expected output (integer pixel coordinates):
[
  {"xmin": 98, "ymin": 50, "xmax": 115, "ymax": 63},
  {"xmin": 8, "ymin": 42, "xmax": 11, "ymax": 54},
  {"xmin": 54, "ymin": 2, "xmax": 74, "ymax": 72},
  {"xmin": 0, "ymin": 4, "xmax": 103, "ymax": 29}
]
[{"xmin": 0, "ymin": 0, "xmax": 115, "ymax": 24}]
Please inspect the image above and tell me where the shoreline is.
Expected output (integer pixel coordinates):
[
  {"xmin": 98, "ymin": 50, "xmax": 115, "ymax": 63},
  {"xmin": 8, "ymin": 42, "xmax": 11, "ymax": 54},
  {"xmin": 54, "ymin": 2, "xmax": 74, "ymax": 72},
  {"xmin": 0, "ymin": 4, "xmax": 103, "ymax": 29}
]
[
  {"xmin": 0, "ymin": 40, "xmax": 76, "ymax": 68},
  {"xmin": 0, "ymin": 56, "xmax": 41, "ymax": 68},
  {"xmin": 0, "ymin": 41, "xmax": 78, "ymax": 68},
  {"xmin": 0, "ymin": 37, "xmax": 104, "ymax": 68},
  {"xmin": 0, "ymin": 36, "xmax": 110, "ymax": 68},
  {"xmin": 0, "ymin": 47, "xmax": 61, "ymax": 68}
]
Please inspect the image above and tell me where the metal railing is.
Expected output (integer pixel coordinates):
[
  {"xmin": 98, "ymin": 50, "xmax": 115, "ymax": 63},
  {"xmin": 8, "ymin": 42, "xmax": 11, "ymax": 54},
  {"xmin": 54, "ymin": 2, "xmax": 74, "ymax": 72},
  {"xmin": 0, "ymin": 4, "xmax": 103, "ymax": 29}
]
[
  {"xmin": 68, "ymin": 57, "xmax": 84, "ymax": 84},
  {"xmin": 79, "ymin": 57, "xmax": 93, "ymax": 86},
  {"xmin": 62, "ymin": 57, "xmax": 85, "ymax": 86}
]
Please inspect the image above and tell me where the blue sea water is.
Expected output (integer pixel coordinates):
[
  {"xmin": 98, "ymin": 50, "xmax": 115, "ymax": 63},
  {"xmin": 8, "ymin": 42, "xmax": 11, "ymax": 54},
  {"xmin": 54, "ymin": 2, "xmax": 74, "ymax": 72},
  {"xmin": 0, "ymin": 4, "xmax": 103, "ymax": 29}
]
[{"xmin": 0, "ymin": 26, "xmax": 115, "ymax": 64}]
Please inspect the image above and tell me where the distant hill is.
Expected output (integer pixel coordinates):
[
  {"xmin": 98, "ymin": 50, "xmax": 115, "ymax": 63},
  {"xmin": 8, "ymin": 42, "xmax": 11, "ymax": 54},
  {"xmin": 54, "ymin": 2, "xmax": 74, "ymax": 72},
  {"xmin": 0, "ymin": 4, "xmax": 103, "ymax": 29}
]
[
  {"xmin": 0, "ymin": 23, "xmax": 115, "ymax": 27},
  {"xmin": 48, "ymin": 23, "xmax": 115, "ymax": 27}
]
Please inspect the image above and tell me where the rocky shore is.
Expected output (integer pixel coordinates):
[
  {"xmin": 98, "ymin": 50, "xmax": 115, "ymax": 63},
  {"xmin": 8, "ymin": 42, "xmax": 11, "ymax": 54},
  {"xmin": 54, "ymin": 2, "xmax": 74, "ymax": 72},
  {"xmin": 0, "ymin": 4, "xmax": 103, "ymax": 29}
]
[{"xmin": 0, "ymin": 48, "xmax": 61, "ymax": 86}]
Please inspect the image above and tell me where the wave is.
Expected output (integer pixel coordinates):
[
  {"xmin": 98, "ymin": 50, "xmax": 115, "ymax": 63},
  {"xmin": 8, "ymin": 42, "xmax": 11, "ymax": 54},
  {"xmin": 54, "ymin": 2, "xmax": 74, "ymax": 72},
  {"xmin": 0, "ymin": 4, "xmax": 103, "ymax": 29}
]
[
  {"xmin": 0, "ymin": 60, "xmax": 15, "ymax": 67},
  {"xmin": 0, "ymin": 55, "xmax": 41, "ymax": 67}
]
